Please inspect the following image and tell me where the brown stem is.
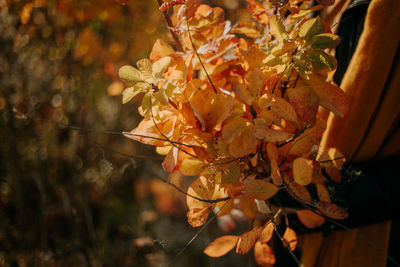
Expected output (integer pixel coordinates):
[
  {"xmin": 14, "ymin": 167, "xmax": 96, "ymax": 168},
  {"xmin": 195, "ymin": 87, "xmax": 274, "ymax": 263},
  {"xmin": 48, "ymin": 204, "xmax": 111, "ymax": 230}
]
[{"xmin": 157, "ymin": 0, "xmax": 184, "ymax": 52}]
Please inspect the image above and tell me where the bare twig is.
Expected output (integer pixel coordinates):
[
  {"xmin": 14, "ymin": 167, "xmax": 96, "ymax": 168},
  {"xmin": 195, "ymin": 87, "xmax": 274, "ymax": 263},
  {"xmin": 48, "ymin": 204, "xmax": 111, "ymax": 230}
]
[
  {"xmin": 156, "ymin": 0, "xmax": 184, "ymax": 51},
  {"xmin": 184, "ymin": 1, "xmax": 217, "ymax": 93}
]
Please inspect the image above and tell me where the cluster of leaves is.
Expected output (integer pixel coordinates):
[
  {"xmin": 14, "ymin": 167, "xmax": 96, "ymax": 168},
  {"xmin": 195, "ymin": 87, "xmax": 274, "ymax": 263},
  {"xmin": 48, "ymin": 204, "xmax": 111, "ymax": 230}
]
[{"xmin": 119, "ymin": 0, "xmax": 350, "ymax": 264}]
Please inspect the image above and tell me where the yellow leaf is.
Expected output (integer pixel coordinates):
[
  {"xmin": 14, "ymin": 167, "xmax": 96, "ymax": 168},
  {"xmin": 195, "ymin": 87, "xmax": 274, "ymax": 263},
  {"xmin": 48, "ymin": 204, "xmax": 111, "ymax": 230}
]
[
  {"xmin": 137, "ymin": 58, "xmax": 154, "ymax": 83},
  {"xmin": 150, "ymin": 39, "xmax": 175, "ymax": 62},
  {"xmin": 119, "ymin": 65, "xmax": 142, "ymax": 83},
  {"xmin": 241, "ymin": 196, "xmax": 258, "ymax": 219},
  {"xmin": 204, "ymin": 235, "xmax": 239, "ymax": 257},
  {"xmin": 293, "ymin": 157, "xmax": 313, "ymax": 186},
  {"xmin": 152, "ymin": 56, "xmax": 172, "ymax": 79},
  {"xmin": 122, "ymin": 82, "xmax": 151, "ymax": 104},
  {"xmin": 286, "ymin": 85, "xmax": 319, "ymax": 125},
  {"xmin": 179, "ymin": 159, "xmax": 205, "ymax": 176}
]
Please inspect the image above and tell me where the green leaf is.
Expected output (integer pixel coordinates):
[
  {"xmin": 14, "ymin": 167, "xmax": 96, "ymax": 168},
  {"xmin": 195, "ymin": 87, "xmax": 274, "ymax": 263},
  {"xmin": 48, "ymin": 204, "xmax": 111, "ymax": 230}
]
[
  {"xmin": 122, "ymin": 82, "xmax": 151, "ymax": 104},
  {"xmin": 306, "ymin": 49, "xmax": 337, "ymax": 70},
  {"xmin": 299, "ymin": 17, "xmax": 325, "ymax": 41},
  {"xmin": 118, "ymin": 65, "xmax": 142, "ymax": 82},
  {"xmin": 310, "ymin": 33, "xmax": 341, "ymax": 49}
]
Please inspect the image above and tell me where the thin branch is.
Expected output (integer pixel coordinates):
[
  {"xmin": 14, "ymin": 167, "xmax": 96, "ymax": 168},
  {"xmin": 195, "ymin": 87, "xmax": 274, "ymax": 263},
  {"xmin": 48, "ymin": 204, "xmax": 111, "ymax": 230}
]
[
  {"xmin": 184, "ymin": 1, "xmax": 217, "ymax": 93},
  {"xmin": 270, "ymin": 214, "xmax": 301, "ymax": 266},
  {"xmin": 317, "ymin": 155, "xmax": 347, "ymax": 164},
  {"xmin": 277, "ymin": 124, "xmax": 311, "ymax": 148},
  {"xmin": 156, "ymin": 176, "xmax": 230, "ymax": 204},
  {"xmin": 156, "ymin": 0, "xmax": 184, "ymax": 52},
  {"xmin": 58, "ymin": 123, "xmax": 193, "ymax": 147}
]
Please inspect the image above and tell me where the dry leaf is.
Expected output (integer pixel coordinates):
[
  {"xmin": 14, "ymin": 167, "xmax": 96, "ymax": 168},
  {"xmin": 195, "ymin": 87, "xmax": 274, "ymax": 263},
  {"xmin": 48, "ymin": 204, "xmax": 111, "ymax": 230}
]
[{"xmin": 204, "ymin": 235, "xmax": 239, "ymax": 257}]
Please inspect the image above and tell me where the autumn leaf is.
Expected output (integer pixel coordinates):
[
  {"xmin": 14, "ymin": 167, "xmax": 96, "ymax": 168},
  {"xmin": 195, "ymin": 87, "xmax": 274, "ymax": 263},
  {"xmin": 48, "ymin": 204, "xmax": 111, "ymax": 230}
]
[
  {"xmin": 296, "ymin": 209, "xmax": 325, "ymax": 229},
  {"xmin": 315, "ymin": 201, "xmax": 349, "ymax": 220},
  {"xmin": 292, "ymin": 157, "xmax": 313, "ymax": 186},
  {"xmin": 179, "ymin": 158, "xmax": 205, "ymax": 176},
  {"xmin": 188, "ymin": 206, "xmax": 212, "ymax": 227},
  {"xmin": 286, "ymin": 85, "xmax": 319, "ymax": 125},
  {"xmin": 316, "ymin": 184, "xmax": 331, "ymax": 203},
  {"xmin": 204, "ymin": 235, "xmax": 239, "ymax": 257},
  {"xmin": 236, "ymin": 226, "xmax": 263, "ymax": 254},
  {"xmin": 299, "ymin": 17, "xmax": 325, "ymax": 41},
  {"xmin": 244, "ymin": 179, "xmax": 279, "ymax": 200},
  {"xmin": 241, "ymin": 196, "xmax": 258, "ymax": 219},
  {"xmin": 311, "ymin": 33, "xmax": 341, "ymax": 49},
  {"xmin": 305, "ymin": 74, "xmax": 349, "ymax": 118},
  {"xmin": 267, "ymin": 143, "xmax": 282, "ymax": 185},
  {"xmin": 259, "ymin": 223, "xmax": 274, "ymax": 243},
  {"xmin": 119, "ymin": 65, "xmax": 142, "ymax": 83},
  {"xmin": 283, "ymin": 227, "xmax": 297, "ymax": 251},
  {"xmin": 254, "ymin": 241, "xmax": 276, "ymax": 267},
  {"xmin": 287, "ymin": 179, "xmax": 312, "ymax": 203}
]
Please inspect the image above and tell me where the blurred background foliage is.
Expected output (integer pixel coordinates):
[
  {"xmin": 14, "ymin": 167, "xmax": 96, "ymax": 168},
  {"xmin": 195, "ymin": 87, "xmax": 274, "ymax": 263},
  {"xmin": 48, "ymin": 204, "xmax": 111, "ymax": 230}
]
[{"xmin": 0, "ymin": 0, "xmax": 262, "ymax": 266}]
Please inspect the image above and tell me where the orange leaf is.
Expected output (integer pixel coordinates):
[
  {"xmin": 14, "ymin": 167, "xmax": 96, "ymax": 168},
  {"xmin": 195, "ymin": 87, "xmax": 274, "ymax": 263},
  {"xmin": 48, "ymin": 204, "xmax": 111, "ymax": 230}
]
[
  {"xmin": 179, "ymin": 158, "xmax": 205, "ymax": 176},
  {"xmin": 188, "ymin": 206, "xmax": 212, "ymax": 227},
  {"xmin": 287, "ymin": 180, "xmax": 312, "ymax": 203},
  {"xmin": 204, "ymin": 235, "xmax": 239, "ymax": 257},
  {"xmin": 286, "ymin": 85, "xmax": 319, "ymax": 125},
  {"xmin": 244, "ymin": 180, "xmax": 279, "ymax": 200},
  {"xmin": 283, "ymin": 227, "xmax": 297, "ymax": 251},
  {"xmin": 187, "ymin": 176, "xmax": 215, "ymax": 210},
  {"xmin": 315, "ymin": 201, "xmax": 348, "ymax": 220},
  {"xmin": 241, "ymin": 196, "xmax": 258, "ymax": 219},
  {"xmin": 306, "ymin": 74, "xmax": 349, "ymax": 118},
  {"xmin": 236, "ymin": 226, "xmax": 263, "ymax": 254},
  {"xmin": 267, "ymin": 143, "xmax": 282, "ymax": 185},
  {"xmin": 150, "ymin": 39, "xmax": 175, "ymax": 62},
  {"xmin": 293, "ymin": 157, "xmax": 313, "ymax": 186},
  {"xmin": 162, "ymin": 147, "xmax": 178, "ymax": 173},
  {"xmin": 296, "ymin": 209, "xmax": 325, "ymax": 229},
  {"xmin": 190, "ymin": 89, "xmax": 234, "ymax": 131},
  {"xmin": 316, "ymin": 184, "xmax": 331, "ymax": 203},
  {"xmin": 253, "ymin": 119, "xmax": 293, "ymax": 142},
  {"xmin": 254, "ymin": 241, "xmax": 276, "ymax": 267},
  {"xmin": 259, "ymin": 223, "xmax": 274, "ymax": 243}
]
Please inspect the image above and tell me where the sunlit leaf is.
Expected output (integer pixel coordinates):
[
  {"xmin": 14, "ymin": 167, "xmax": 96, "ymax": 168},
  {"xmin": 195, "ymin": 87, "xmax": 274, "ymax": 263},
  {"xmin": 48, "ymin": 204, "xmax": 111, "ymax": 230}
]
[
  {"xmin": 283, "ymin": 227, "xmax": 297, "ymax": 251},
  {"xmin": 293, "ymin": 157, "xmax": 313, "ymax": 186},
  {"xmin": 119, "ymin": 65, "xmax": 142, "ymax": 82},
  {"xmin": 305, "ymin": 74, "xmax": 349, "ymax": 118},
  {"xmin": 259, "ymin": 222, "xmax": 273, "ymax": 243},
  {"xmin": 254, "ymin": 241, "xmax": 275, "ymax": 267},
  {"xmin": 316, "ymin": 184, "xmax": 331, "ymax": 203},
  {"xmin": 137, "ymin": 58, "xmax": 154, "ymax": 83},
  {"xmin": 122, "ymin": 82, "xmax": 151, "ymax": 104},
  {"xmin": 311, "ymin": 33, "xmax": 341, "ymax": 49},
  {"xmin": 236, "ymin": 226, "xmax": 263, "ymax": 254},
  {"xmin": 179, "ymin": 158, "xmax": 205, "ymax": 176},
  {"xmin": 152, "ymin": 56, "xmax": 172, "ymax": 79},
  {"xmin": 204, "ymin": 235, "xmax": 239, "ymax": 257},
  {"xmin": 299, "ymin": 17, "xmax": 325, "ymax": 41},
  {"xmin": 188, "ymin": 206, "xmax": 212, "ymax": 227}
]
